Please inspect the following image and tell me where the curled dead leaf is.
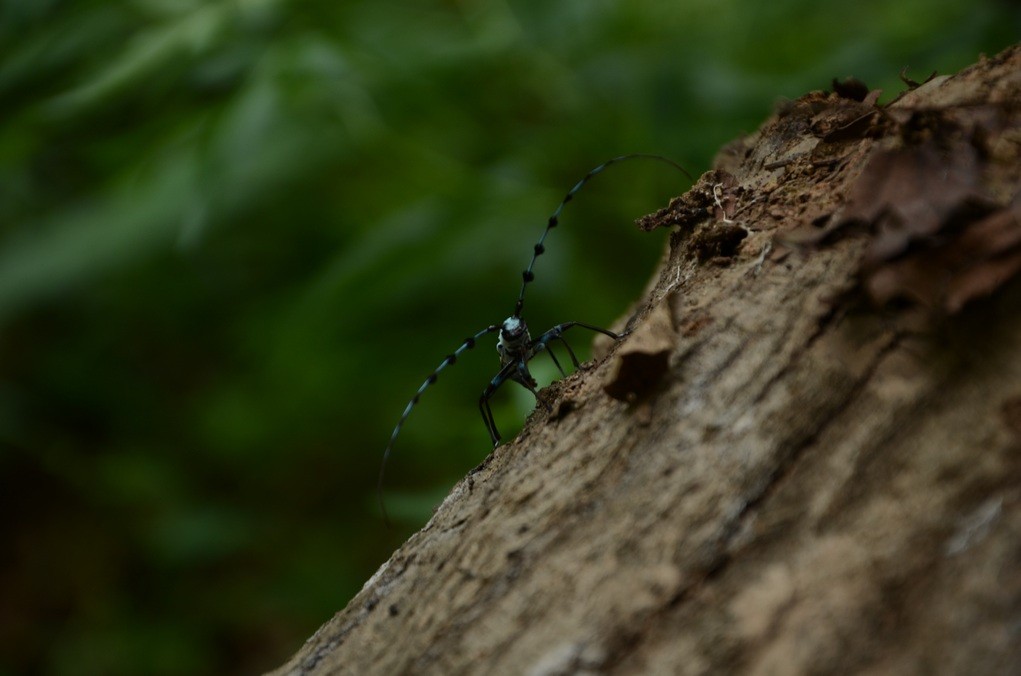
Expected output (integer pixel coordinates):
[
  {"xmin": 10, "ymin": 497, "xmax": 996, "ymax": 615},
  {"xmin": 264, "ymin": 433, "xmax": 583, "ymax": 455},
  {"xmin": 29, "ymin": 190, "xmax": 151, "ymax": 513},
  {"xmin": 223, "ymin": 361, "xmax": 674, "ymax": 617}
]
[
  {"xmin": 863, "ymin": 189, "xmax": 1021, "ymax": 312},
  {"xmin": 847, "ymin": 143, "xmax": 990, "ymax": 262},
  {"xmin": 816, "ymin": 124, "xmax": 1021, "ymax": 312},
  {"xmin": 603, "ymin": 301, "xmax": 676, "ymax": 402}
]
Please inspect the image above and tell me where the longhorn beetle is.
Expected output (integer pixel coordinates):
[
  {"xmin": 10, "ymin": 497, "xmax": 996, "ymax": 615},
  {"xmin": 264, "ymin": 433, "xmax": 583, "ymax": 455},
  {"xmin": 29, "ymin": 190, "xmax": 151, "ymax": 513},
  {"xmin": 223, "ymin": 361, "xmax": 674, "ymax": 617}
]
[{"xmin": 378, "ymin": 154, "xmax": 692, "ymax": 522}]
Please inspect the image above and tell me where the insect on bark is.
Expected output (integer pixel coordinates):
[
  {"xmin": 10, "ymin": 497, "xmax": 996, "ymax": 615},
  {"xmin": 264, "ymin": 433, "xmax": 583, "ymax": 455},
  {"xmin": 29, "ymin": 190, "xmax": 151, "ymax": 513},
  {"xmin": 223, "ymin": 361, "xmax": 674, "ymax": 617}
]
[{"xmin": 378, "ymin": 154, "xmax": 691, "ymax": 523}]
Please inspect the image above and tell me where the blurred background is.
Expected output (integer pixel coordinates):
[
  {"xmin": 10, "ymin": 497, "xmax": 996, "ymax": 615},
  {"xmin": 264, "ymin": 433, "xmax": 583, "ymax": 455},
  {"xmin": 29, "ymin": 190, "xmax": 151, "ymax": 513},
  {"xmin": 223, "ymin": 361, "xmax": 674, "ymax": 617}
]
[{"xmin": 1, "ymin": 0, "xmax": 1017, "ymax": 673}]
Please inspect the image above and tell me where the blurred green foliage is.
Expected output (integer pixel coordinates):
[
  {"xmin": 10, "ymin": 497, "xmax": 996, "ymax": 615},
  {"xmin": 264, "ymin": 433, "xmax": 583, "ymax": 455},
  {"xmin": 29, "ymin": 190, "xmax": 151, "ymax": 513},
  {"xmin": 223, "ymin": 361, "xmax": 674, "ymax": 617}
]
[{"xmin": 0, "ymin": 0, "xmax": 1017, "ymax": 673}]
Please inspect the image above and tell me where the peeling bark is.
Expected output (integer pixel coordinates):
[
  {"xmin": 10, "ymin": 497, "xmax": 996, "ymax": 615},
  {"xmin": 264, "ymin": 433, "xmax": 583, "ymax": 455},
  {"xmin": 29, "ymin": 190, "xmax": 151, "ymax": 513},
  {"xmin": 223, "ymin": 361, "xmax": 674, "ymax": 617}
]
[{"xmin": 272, "ymin": 45, "xmax": 1021, "ymax": 676}]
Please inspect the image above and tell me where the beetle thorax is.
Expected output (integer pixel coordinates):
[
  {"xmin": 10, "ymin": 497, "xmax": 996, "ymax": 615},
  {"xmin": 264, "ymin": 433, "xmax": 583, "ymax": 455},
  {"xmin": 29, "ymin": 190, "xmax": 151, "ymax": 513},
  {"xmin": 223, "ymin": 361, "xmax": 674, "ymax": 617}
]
[{"xmin": 497, "ymin": 316, "xmax": 531, "ymax": 365}]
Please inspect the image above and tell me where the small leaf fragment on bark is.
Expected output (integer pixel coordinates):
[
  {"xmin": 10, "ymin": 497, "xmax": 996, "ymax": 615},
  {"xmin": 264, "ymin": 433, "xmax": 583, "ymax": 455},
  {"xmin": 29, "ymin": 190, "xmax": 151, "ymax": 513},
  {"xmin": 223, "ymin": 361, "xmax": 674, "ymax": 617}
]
[
  {"xmin": 603, "ymin": 300, "xmax": 676, "ymax": 402},
  {"xmin": 831, "ymin": 120, "xmax": 1021, "ymax": 312},
  {"xmin": 864, "ymin": 192, "xmax": 1021, "ymax": 311},
  {"xmin": 846, "ymin": 142, "xmax": 990, "ymax": 262}
]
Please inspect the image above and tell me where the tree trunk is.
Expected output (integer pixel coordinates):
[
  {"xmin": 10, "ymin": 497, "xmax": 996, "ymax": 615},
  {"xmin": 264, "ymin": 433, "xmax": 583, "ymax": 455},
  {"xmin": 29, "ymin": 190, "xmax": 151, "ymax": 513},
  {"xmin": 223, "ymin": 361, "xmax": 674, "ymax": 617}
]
[{"xmin": 272, "ymin": 45, "xmax": 1021, "ymax": 675}]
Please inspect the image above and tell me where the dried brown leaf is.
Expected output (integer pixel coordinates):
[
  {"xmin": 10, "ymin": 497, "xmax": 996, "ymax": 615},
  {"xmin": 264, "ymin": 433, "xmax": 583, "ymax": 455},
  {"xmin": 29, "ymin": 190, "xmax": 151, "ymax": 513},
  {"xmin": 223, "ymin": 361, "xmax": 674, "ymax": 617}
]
[
  {"xmin": 603, "ymin": 301, "xmax": 675, "ymax": 402},
  {"xmin": 846, "ymin": 143, "xmax": 989, "ymax": 262},
  {"xmin": 864, "ymin": 193, "xmax": 1021, "ymax": 312}
]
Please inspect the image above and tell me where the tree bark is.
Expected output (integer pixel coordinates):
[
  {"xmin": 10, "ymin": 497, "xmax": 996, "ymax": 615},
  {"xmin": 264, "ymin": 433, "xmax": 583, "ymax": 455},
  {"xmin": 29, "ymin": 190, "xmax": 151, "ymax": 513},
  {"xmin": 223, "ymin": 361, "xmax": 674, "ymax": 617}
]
[{"xmin": 272, "ymin": 45, "xmax": 1021, "ymax": 675}]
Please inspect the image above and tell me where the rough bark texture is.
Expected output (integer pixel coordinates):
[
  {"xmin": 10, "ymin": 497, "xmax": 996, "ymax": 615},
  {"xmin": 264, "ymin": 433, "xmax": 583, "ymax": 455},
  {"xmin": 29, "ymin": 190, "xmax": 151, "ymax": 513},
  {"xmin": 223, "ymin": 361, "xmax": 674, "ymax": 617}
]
[{"xmin": 273, "ymin": 46, "xmax": 1021, "ymax": 675}]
